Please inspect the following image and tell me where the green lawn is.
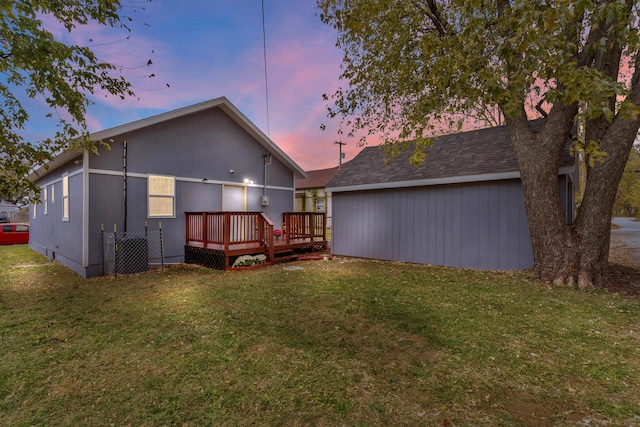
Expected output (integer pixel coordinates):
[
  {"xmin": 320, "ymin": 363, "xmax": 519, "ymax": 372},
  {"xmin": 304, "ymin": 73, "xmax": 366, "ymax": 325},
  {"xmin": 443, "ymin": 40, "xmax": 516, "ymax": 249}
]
[{"xmin": 1, "ymin": 245, "xmax": 639, "ymax": 426}]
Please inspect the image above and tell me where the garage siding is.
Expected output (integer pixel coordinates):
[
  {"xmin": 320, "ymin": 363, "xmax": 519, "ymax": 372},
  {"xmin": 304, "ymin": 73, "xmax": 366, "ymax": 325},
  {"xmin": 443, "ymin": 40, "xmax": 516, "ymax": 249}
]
[{"xmin": 331, "ymin": 179, "xmax": 533, "ymax": 270}]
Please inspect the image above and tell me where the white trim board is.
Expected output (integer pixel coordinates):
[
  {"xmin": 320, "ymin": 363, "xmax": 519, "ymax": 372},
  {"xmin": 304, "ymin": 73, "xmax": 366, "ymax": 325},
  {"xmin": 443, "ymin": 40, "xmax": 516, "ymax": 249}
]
[
  {"xmin": 328, "ymin": 166, "xmax": 575, "ymax": 193},
  {"xmin": 88, "ymin": 168, "xmax": 295, "ymax": 192}
]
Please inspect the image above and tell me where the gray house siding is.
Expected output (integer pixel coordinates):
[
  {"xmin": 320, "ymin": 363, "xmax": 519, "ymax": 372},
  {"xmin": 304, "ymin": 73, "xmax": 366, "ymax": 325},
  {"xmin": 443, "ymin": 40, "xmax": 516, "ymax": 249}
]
[
  {"xmin": 331, "ymin": 179, "xmax": 534, "ymax": 270},
  {"xmin": 30, "ymin": 161, "xmax": 85, "ymax": 276},
  {"xmin": 326, "ymin": 121, "xmax": 576, "ymax": 271},
  {"xmin": 29, "ymin": 98, "xmax": 305, "ymax": 278},
  {"xmin": 88, "ymin": 109, "xmax": 294, "ymax": 189}
]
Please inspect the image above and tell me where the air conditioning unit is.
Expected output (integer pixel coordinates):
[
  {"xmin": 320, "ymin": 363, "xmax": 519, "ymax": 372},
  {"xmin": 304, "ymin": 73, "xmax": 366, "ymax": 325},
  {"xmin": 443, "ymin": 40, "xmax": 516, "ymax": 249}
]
[{"xmin": 261, "ymin": 195, "xmax": 270, "ymax": 206}]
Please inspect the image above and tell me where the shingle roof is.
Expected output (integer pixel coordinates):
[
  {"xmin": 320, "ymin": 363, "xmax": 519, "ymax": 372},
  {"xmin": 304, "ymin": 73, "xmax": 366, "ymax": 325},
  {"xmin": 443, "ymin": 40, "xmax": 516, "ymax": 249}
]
[
  {"xmin": 296, "ymin": 165, "xmax": 344, "ymax": 190},
  {"xmin": 327, "ymin": 121, "xmax": 575, "ymax": 189}
]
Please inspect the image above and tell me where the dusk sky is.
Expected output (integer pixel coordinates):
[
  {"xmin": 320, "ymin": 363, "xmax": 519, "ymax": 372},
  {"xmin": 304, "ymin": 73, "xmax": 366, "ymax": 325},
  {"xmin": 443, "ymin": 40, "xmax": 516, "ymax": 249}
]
[{"xmin": 24, "ymin": 0, "xmax": 365, "ymax": 171}]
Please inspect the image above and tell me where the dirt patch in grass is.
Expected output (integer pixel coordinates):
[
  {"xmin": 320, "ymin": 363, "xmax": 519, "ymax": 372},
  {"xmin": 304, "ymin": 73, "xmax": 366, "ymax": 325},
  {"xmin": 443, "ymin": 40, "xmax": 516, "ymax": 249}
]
[
  {"xmin": 607, "ymin": 232, "xmax": 640, "ymax": 298},
  {"xmin": 500, "ymin": 389, "xmax": 574, "ymax": 426},
  {"xmin": 605, "ymin": 263, "xmax": 640, "ymax": 297}
]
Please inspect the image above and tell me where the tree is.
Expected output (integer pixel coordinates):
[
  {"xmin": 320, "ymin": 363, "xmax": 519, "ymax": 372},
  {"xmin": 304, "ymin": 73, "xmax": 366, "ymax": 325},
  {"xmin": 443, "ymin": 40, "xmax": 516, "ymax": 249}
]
[
  {"xmin": 318, "ymin": 0, "xmax": 640, "ymax": 289},
  {"xmin": 0, "ymin": 0, "xmax": 147, "ymax": 202},
  {"xmin": 613, "ymin": 143, "xmax": 640, "ymax": 217}
]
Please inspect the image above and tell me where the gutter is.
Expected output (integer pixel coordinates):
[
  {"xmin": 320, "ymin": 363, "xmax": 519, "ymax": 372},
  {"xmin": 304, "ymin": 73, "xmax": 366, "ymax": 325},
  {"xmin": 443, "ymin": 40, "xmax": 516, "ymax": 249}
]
[{"xmin": 327, "ymin": 166, "xmax": 575, "ymax": 193}]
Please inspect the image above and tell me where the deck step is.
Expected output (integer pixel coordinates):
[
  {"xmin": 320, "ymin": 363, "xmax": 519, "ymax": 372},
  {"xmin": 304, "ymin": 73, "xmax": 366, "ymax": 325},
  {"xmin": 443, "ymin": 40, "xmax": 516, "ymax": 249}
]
[
  {"xmin": 274, "ymin": 248, "xmax": 294, "ymax": 256},
  {"xmin": 298, "ymin": 252, "xmax": 332, "ymax": 261},
  {"xmin": 274, "ymin": 254, "xmax": 300, "ymax": 263},
  {"xmin": 272, "ymin": 249, "xmax": 299, "ymax": 263}
]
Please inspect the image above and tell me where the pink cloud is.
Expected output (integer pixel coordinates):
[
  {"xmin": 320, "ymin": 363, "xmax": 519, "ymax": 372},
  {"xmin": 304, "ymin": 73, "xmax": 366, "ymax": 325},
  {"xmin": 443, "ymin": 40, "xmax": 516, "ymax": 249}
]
[{"xmin": 31, "ymin": 2, "xmax": 371, "ymax": 171}]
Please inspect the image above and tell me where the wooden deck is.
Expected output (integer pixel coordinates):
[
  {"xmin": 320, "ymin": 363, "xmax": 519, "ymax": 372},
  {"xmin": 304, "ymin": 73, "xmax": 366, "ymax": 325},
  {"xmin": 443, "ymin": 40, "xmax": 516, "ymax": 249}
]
[{"xmin": 184, "ymin": 211, "xmax": 328, "ymax": 269}]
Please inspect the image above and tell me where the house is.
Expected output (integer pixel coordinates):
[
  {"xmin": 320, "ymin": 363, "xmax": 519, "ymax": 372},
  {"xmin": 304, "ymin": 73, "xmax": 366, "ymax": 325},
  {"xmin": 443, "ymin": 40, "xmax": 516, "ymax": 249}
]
[
  {"xmin": 0, "ymin": 200, "xmax": 28, "ymax": 223},
  {"xmin": 326, "ymin": 122, "xmax": 576, "ymax": 270},
  {"xmin": 28, "ymin": 97, "xmax": 307, "ymax": 277},
  {"xmin": 295, "ymin": 165, "xmax": 343, "ymax": 226}
]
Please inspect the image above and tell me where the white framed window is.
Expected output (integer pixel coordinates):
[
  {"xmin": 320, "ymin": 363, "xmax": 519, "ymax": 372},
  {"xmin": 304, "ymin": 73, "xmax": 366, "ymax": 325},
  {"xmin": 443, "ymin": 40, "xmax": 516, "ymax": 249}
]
[
  {"xmin": 315, "ymin": 198, "xmax": 326, "ymax": 212},
  {"xmin": 51, "ymin": 185, "xmax": 55, "ymax": 203},
  {"xmin": 148, "ymin": 174, "xmax": 175, "ymax": 218},
  {"xmin": 43, "ymin": 186, "xmax": 48, "ymax": 215},
  {"xmin": 33, "ymin": 203, "xmax": 37, "ymax": 220},
  {"xmin": 62, "ymin": 174, "xmax": 69, "ymax": 221}
]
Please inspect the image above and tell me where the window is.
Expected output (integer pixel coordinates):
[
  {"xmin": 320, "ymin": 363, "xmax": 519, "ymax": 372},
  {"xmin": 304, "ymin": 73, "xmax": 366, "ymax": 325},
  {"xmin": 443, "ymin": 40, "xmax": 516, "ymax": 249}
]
[
  {"xmin": 315, "ymin": 198, "xmax": 326, "ymax": 212},
  {"xmin": 43, "ymin": 186, "xmax": 48, "ymax": 215},
  {"xmin": 32, "ymin": 204, "xmax": 36, "ymax": 220},
  {"xmin": 16, "ymin": 225, "xmax": 28, "ymax": 232},
  {"xmin": 62, "ymin": 174, "xmax": 69, "ymax": 221},
  {"xmin": 148, "ymin": 175, "xmax": 175, "ymax": 217},
  {"xmin": 3, "ymin": 225, "xmax": 11, "ymax": 232},
  {"xmin": 51, "ymin": 185, "xmax": 55, "ymax": 203}
]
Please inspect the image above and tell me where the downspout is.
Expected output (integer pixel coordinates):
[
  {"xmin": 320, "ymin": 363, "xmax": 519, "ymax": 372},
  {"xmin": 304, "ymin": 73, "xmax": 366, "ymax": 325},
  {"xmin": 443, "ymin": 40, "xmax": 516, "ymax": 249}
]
[{"xmin": 123, "ymin": 140, "xmax": 127, "ymax": 233}]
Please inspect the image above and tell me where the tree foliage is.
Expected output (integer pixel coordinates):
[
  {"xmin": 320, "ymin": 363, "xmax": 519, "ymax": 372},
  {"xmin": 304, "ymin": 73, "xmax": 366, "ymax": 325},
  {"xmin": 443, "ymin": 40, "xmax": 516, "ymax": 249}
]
[
  {"xmin": 319, "ymin": 0, "xmax": 639, "ymax": 145},
  {"xmin": 318, "ymin": 0, "xmax": 640, "ymax": 288},
  {"xmin": 0, "ymin": 0, "xmax": 147, "ymax": 203}
]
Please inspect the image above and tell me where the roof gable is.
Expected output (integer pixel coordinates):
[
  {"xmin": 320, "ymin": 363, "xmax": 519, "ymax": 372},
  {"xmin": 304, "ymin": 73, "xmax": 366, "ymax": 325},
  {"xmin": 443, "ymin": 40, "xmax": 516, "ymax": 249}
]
[
  {"xmin": 29, "ymin": 97, "xmax": 306, "ymax": 180},
  {"xmin": 296, "ymin": 164, "xmax": 344, "ymax": 189},
  {"xmin": 327, "ymin": 121, "xmax": 575, "ymax": 190}
]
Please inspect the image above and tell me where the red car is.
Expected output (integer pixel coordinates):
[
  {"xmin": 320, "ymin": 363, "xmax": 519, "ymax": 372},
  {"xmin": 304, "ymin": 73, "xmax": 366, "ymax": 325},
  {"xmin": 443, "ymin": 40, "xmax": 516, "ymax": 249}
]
[{"xmin": 0, "ymin": 223, "xmax": 29, "ymax": 245}]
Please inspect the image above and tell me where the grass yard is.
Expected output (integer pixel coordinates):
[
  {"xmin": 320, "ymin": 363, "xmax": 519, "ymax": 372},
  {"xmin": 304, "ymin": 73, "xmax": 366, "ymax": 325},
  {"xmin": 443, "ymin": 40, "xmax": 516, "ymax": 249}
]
[{"xmin": 1, "ymin": 246, "xmax": 639, "ymax": 426}]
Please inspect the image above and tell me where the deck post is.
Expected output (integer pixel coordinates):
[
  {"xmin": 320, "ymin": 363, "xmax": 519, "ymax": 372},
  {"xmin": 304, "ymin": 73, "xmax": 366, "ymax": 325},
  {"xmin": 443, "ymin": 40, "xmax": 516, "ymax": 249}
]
[
  {"xmin": 202, "ymin": 212, "xmax": 208, "ymax": 247},
  {"xmin": 284, "ymin": 213, "xmax": 290, "ymax": 244},
  {"xmin": 224, "ymin": 212, "xmax": 230, "ymax": 269},
  {"xmin": 305, "ymin": 213, "xmax": 308, "ymax": 240},
  {"xmin": 268, "ymin": 224, "xmax": 274, "ymax": 263},
  {"xmin": 321, "ymin": 213, "xmax": 326, "ymax": 241},
  {"xmin": 185, "ymin": 214, "xmax": 190, "ymax": 246},
  {"xmin": 223, "ymin": 212, "xmax": 230, "ymax": 250}
]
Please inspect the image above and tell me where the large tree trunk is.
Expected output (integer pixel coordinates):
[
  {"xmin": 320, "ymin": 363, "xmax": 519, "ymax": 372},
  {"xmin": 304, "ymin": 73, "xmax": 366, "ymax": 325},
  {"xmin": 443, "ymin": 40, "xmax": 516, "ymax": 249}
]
[
  {"xmin": 509, "ymin": 110, "xmax": 582, "ymax": 286},
  {"xmin": 510, "ymin": 109, "xmax": 640, "ymax": 289},
  {"xmin": 574, "ymin": 116, "xmax": 640, "ymax": 287}
]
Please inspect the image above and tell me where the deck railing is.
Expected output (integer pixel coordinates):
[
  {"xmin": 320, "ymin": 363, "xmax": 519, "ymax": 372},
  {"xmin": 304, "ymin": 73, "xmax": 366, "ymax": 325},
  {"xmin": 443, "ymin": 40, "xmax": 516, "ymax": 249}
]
[
  {"xmin": 185, "ymin": 211, "xmax": 327, "ymax": 265},
  {"xmin": 185, "ymin": 211, "xmax": 274, "ymax": 260},
  {"xmin": 282, "ymin": 212, "xmax": 326, "ymax": 244}
]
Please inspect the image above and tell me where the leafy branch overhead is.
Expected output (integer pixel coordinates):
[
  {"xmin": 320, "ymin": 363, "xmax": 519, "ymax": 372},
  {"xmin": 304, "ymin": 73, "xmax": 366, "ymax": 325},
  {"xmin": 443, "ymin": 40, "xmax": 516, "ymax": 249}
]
[{"xmin": 0, "ymin": 0, "xmax": 152, "ymax": 201}]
